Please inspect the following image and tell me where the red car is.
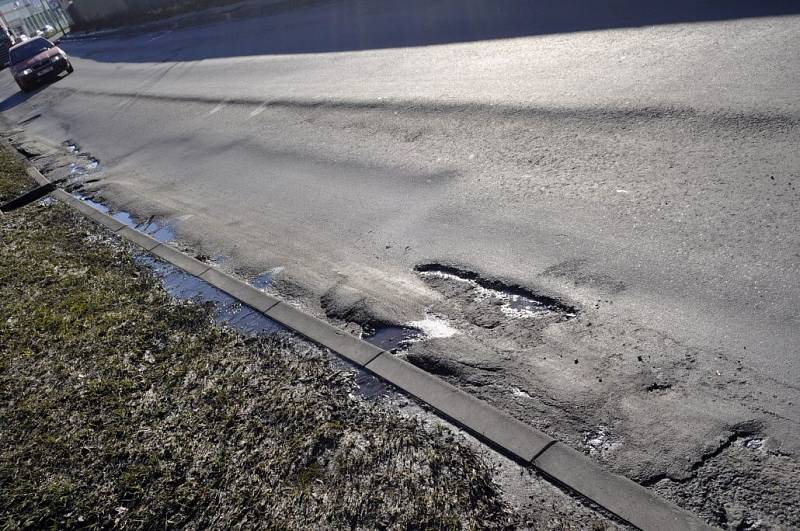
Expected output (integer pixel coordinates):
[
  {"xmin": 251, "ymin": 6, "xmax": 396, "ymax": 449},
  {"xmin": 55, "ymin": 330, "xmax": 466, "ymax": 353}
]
[{"xmin": 9, "ymin": 36, "xmax": 73, "ymax": 92}]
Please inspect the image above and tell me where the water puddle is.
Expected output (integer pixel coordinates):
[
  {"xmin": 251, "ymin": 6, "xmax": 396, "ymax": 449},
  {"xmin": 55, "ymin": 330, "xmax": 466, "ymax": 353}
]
[
  {"xmin": 249, "ymin": 271, "xmax": 274, "ymax": 290},
  {"xmin": 363, "ymin": 325, "xmax": 423, "ymax": 351},
  {"xmin": 76, "ymin": 194, "xmax": 176, "ymax": 242},
  {"xmin": 342, "ymin": 359, "xmax": 391, "ymax": 399},
  {"xmin": 68, "ymin": 159, "xmax": 101, "ymax": 177},
  {"xmin": 74, "ymin": 194, "xmax": 276, "ymax": 333},
  {"xmin": 361, "ymin": 313, "xmax": 459, "ymax": 352},
  {"xmin": 139, "ymin": 255, "xmax": 285, "ymax": 335},
  {"xmin": 736, "ymin": 437, "xmax": 771, "ymax": 455},
  {"xmin": 61, "ymin": 140, "xmax": 103, "ymax": 183},
  {"xmin": 75, "ymin": 194, "xmax": 272, "ymax": 333},
  {"xmin": 75, "ymin": 193, "xmax": 388, "ymax": 399},
  {"xmin": 142, "ymin": 251, "xmax": 387, "ymax": 398},
  {"xmin": 416, "ymin": 264, "xmax": 577, "ymax": 319}
]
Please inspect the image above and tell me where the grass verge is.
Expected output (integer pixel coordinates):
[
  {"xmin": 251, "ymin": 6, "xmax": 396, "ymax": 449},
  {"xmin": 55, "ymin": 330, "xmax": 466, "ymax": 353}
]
[{"xmin": 0, "ymin": 147, "xmax": 516, "ymax": 529}]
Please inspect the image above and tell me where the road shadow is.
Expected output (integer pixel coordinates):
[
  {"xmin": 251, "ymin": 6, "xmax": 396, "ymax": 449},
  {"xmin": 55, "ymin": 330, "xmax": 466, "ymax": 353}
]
[
  {"xmin": 0, "ymin": 74, "xmax": 69, "ymax": 112},
  {"xmin": 63, "ymin": 0, "xmax": 800, "ymax": 63},
  {"xmin": 0, "ymin": 88, "xmax": 42, "ymax": 112}
]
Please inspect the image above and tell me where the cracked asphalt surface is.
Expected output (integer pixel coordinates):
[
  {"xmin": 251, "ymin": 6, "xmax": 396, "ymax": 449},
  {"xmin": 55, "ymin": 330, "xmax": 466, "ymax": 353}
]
[{"xmin": 1, "ymin": 1, "xmax": 798, "ymax": 527}]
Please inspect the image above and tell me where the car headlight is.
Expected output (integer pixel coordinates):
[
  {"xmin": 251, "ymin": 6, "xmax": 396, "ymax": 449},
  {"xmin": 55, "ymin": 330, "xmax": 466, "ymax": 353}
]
[
  {"xmin": 51, "ymin": 55, "xmax": 64, "ymax": 62},
  {"xmin": 21, "ymin": 69, "xmax": 33, "ymax": 76}
]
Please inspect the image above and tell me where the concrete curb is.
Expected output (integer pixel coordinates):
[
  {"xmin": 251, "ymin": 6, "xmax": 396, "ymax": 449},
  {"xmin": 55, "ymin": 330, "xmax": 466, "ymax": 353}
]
[
  {"xmin": 366, "ymin": 352, "xmax": 553, "ymax": 462},
  {"xmin": 535, "ymin": 443, "xmax": 711, "ymax": 531},
  {"xmin": 24, "ymin": 164, "xmax": 713, "ymax": 530}
]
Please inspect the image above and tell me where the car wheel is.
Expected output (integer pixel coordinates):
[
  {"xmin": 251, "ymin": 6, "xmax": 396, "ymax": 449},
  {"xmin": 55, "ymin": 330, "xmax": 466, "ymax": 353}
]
[
  {"xmin": 17, "ymin": 82, "xmax": 31, "ymax": 93},
  {"xmin": 66, "ymin": 63, "xmax": 74, "ymax": 74}
]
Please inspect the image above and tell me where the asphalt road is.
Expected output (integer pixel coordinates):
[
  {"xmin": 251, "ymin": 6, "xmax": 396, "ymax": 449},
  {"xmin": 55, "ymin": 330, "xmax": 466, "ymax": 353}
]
[{"xmin": 2, "ymin": 1, "xmax": 799, "ymax": 526}]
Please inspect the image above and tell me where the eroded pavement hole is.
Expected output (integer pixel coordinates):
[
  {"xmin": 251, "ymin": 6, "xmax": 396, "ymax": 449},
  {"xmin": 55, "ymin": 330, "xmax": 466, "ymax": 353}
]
[
  {"xmin": 415, "ymin": 263, "xmax": 578, "ymax": 320},
  {"xmin": 10, "ymin": 137, "xmax": 105, "ymax": 194},
  {"xmin": 363, "ymin": 324, "xmax": 424, "ymax": 351}
]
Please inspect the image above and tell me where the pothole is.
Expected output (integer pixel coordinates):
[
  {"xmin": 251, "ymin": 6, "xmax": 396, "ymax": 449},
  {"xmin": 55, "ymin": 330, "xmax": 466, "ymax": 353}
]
[
  {"xmin": 363, "ymin": 324, "xmax": 423, "ymax": 351},
  {"xmin": 415, "ymin": 263, "xmax": 577, "ymax": 320},
  {"xmin": 362, "ymin": 314, "xmax": 459, "ymax": 352}
]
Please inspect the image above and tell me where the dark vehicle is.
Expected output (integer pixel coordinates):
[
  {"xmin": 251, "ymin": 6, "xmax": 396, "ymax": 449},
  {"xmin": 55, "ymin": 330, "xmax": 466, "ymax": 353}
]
[
  {"xmin": 0, "ymin": 26, "xmax": 14, "ymax": 69},
  {"xmin": 9, "ymin": 37, "xmax": 73, "ymax": 92}
]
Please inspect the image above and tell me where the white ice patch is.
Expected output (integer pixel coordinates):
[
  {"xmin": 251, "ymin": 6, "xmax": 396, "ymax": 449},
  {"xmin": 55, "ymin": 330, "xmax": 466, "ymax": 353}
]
[
  {"xmin": 511, "ymin": 387, "xmax": 534, "ymax": 399},
  {"xmin": 584, "ymin": 425, "xmax": 622, "ymax": 458},
  {"xmin": 418, "ymin": 270, "xmax": 554, "ymax": 319},
  {"xmin": 407, "ymin": 315, "xmax": 459, "ymax": 339},
  {"xmin": 418, "ymin": 270, "xmax": 469, "ymax": 284},
  {"xmin": 497, "ymin": 293, "xmax": 552, "ymax": 318},
  {"xmin": 735, "ymin": 437, "xmax": 768, "ymax": 454}
]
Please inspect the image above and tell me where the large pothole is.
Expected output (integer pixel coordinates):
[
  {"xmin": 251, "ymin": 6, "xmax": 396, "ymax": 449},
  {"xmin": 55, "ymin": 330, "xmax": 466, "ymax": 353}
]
[
  {"xmin": 415, "ymin": 263, "xmax": 577, "ymax": 320},
  {"xmin": 413, "ymin": 263, "xmax": 578, "ymax": 351}
]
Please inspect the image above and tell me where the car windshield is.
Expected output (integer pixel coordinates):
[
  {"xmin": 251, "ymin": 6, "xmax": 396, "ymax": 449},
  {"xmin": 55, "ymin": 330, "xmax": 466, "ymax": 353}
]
[{"xmin": 10, "ymin": 38, "xmax": 52, "ymax": 64}]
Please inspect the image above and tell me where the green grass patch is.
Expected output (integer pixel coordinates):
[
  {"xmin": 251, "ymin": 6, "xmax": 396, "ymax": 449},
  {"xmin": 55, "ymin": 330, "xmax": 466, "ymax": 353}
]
[{"xmin": 0, "ymin": 148, "xmax": 516, "ymax": 529}]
